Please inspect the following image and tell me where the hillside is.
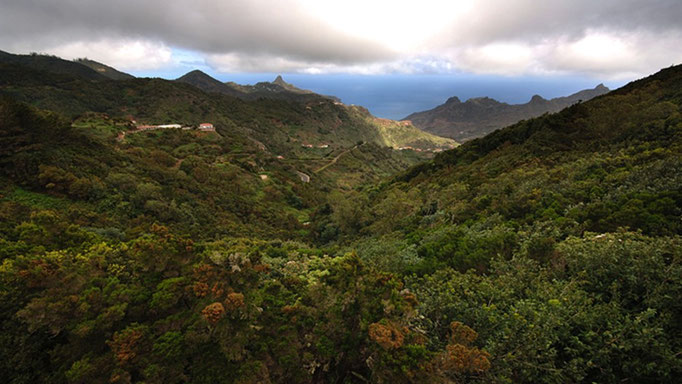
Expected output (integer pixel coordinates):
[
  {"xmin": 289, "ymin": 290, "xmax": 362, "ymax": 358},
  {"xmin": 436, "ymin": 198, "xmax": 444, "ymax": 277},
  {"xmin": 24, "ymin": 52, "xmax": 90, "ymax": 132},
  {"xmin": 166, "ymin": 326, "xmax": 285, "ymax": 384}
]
[
  {"xmin": 330, "ymin": 63, "xmax": 682, "ymax": 266},
  {"xmin": 404, "ymin": 84, "xmax": 609, "ymax": 141},
  {"xmin": 347, "ymin": 105, "xmax": 456, "ymax": 150},
  {"xmin": 74, "ymin": 58, "xmax": 135, "ymax": 80},
  {"xmin": 176, "ymin": 69, "xmax": 248, "ymax": 98},
  {"xmin": 0, "ymin": 50, "xmax": 107, "ymax": 80},
  {"xmin": 0, "ymin": 52, "xmax": 455, "ymax": 154},
  {"xmin": 310, "ymin": 64, "xmax": 682, "ymax": 382}
]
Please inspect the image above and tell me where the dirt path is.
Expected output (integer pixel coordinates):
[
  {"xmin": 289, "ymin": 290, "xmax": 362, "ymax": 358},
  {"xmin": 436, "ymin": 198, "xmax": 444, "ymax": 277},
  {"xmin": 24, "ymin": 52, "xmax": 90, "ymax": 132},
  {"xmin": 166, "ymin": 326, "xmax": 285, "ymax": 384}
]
[{"xmin": 313, "ymin": 143, "xmax": 363, "ymax": 174}]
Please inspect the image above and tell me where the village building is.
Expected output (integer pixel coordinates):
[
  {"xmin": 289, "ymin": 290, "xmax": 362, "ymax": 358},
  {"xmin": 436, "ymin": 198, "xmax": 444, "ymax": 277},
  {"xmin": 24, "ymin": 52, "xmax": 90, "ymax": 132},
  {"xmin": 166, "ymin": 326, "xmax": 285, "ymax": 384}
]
[
  {"xmin": 136, "ymin": 124, "xmax": 182, "ymax": 131},
  {"xmin": 198, "ymin": 123, "xmax": 215, "ymax": 131}
]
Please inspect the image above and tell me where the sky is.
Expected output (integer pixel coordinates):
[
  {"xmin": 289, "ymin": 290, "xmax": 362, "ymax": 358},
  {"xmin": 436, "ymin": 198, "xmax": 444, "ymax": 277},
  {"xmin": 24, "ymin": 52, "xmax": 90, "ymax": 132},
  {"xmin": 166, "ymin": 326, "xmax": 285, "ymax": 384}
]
[{"xmin": 1, "ymin": 0, "xmax": 681, "ymax": 118}]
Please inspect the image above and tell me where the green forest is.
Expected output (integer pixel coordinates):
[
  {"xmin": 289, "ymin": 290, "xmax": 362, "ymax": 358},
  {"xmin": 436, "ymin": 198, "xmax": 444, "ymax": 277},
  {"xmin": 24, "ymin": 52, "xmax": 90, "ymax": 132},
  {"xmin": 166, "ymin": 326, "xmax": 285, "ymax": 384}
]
[{"xmin": 0, "ymin": 53, "xmax": 681, "ymax": 383}]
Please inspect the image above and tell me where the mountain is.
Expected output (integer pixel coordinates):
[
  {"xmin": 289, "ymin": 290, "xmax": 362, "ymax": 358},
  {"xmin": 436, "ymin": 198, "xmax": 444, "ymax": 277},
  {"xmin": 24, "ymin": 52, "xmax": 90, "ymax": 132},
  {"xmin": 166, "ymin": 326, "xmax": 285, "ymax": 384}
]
[
  {"xmin": 240, "ymin": 74, "xmax": 340, "ymax": 101},
  {"xmin": 0, "ymin": 51, "xmax": 133, "ymax": 81},
  {"xmin": 177, "ymin": 70, "xmax": 339, "ymax": 102},
  {"xmin": 259, "ymin": 74, "xmax": 313, "ymax": 95},
  {"xmin": 272, "ymin": 74, "xmax": 307, "ymax": 93},
  {"xmin": 176, "ymin": 69, "xmax": 247, "ymax": 98},
  {"xmin": 403, "ymin": 84, "xmax": 610, "ymax": 141},
  {"xmin": 73, "ymin": 58, "xmax": 135, "ymax": 80}
]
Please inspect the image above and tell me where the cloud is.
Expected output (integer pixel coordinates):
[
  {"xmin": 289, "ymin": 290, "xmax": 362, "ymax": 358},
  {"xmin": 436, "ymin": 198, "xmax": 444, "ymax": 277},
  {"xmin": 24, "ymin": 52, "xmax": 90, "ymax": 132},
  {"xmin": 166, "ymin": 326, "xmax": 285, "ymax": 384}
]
[
  {"xmin": 446, "ymin": 43, "xmax": 540, "ymax": 76},
  {"xmin": 435, "ymin": 0, "xmax": 682, "ymax": 46},
  {"xmin": 206, "ymin": 53, "xmax": 456, "ymax": 75},
  {"xmin": 0, "ymin": 0, "xmax": 393, "ymax": 65},
  {"xmin": 0, "ymin": 0, "xmax": 681, "ymax": 78},
  {"xmin": 424, "ymin": 0, "xmax": 682, "ymax": 78},
  {"xmin": 47, "ymin": 40, "xmax": 173, "ymax": 71},
  {"xmin": 545, "ymin": 29, "xmax": 682, "ymax": 78}
]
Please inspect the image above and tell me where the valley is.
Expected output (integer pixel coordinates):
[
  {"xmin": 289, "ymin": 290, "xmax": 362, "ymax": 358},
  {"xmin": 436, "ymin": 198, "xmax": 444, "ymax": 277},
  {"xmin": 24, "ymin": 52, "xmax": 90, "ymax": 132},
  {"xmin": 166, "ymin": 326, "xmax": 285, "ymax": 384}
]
[{"xmin": 0, "ymin": 50, "xmax": 681, "ymax": 384}]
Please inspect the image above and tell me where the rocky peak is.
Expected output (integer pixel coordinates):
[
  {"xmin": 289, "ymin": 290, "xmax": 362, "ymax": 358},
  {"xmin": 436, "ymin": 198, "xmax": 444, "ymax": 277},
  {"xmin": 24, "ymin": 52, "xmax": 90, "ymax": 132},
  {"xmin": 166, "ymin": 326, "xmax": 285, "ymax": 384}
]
[
  {"xmin": 595, "ymin": 83, "xmax": 609, "ymax": 92},
  {"xmin": 178, "ymin": 70, "xmax": 215, "ymax": 81},
  {"xmin": 467, "ymin": 97, "xmax": 500, "ymax": 106},
  {"xmin": 529, "ymin": 94, "xmax": 547, "ymax": 104},
  {"xmin": 273, "ymin": 75, "xmax": 287, "ymax": 86}
]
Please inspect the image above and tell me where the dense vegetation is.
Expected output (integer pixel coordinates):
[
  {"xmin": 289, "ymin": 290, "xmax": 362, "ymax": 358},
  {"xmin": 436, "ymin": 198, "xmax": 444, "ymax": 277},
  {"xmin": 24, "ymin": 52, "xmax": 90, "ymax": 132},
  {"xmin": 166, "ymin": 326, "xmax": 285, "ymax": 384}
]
[
  {"xmin": 1, "ymin": 55, "xmax": 681, "ymax": 383},
  {"xmin": 313, "ymin": 65, "xmax": 682, "ymax": 382},
  {"xmin": 0, "ymin": 96, "xmax": 472, "ymax": 384}
]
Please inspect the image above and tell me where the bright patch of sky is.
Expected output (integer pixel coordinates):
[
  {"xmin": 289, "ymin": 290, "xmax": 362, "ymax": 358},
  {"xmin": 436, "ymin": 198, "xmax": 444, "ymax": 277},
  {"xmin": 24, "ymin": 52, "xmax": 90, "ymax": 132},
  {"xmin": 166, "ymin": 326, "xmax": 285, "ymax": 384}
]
[{"xmin": 129, "ymin": 48, "xmax": 211, "ymax": 78}]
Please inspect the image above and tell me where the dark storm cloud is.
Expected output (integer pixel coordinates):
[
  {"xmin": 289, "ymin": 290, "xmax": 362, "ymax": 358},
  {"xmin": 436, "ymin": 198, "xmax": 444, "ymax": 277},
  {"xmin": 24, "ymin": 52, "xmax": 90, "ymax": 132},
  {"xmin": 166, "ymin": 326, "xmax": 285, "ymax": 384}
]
[
  {"xmin": 442, "ymin": 0, "xmax": 682, "ymax": 45},
  {"xmin": 0, "ymin": 0, "xmax": 394, "ymax": 64},
  {"xmin": 427, "ymin": 0, "xmax": 682, "ymax": 78}
]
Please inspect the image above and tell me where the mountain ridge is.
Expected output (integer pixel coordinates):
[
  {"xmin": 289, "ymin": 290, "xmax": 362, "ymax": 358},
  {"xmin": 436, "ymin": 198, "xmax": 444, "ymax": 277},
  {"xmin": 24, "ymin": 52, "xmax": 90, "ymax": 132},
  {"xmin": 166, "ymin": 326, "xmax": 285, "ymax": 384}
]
[
  {"xmin": 175, "ymin": 69, "xmax": 247, "ymax": 98},
  {"xmin": 0, "ymin": 51, "xmax": 456, "ymax": 154},
  {"xmin": 0, "ymin": 49, "xmax": 107, "ymax": 80},
  {"xmin": 176, "ymin": 69, "xmax": 340, "ymax": 102},
  {"xmin": 73, "ymin": 58, "xmax": 135, "ymax": 80},
  {"xmin": 403, "ymin": 84, "xmax": 610, "ymax": 141}
]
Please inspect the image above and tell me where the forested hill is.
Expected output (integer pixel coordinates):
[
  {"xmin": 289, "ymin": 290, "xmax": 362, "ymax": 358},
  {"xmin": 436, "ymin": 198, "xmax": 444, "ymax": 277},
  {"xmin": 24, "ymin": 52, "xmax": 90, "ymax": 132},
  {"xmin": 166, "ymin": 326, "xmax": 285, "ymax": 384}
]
[
  {"xmin": 328, "ymin": 63, "xmax": 682, "ymax": 261},
  {"xmin": 407, "ymin": 64, "xmax": 681, "ymax": 179},
  {"xmin": 73, "ymin": 58, "xmax": 135, "ymax": 80}
]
